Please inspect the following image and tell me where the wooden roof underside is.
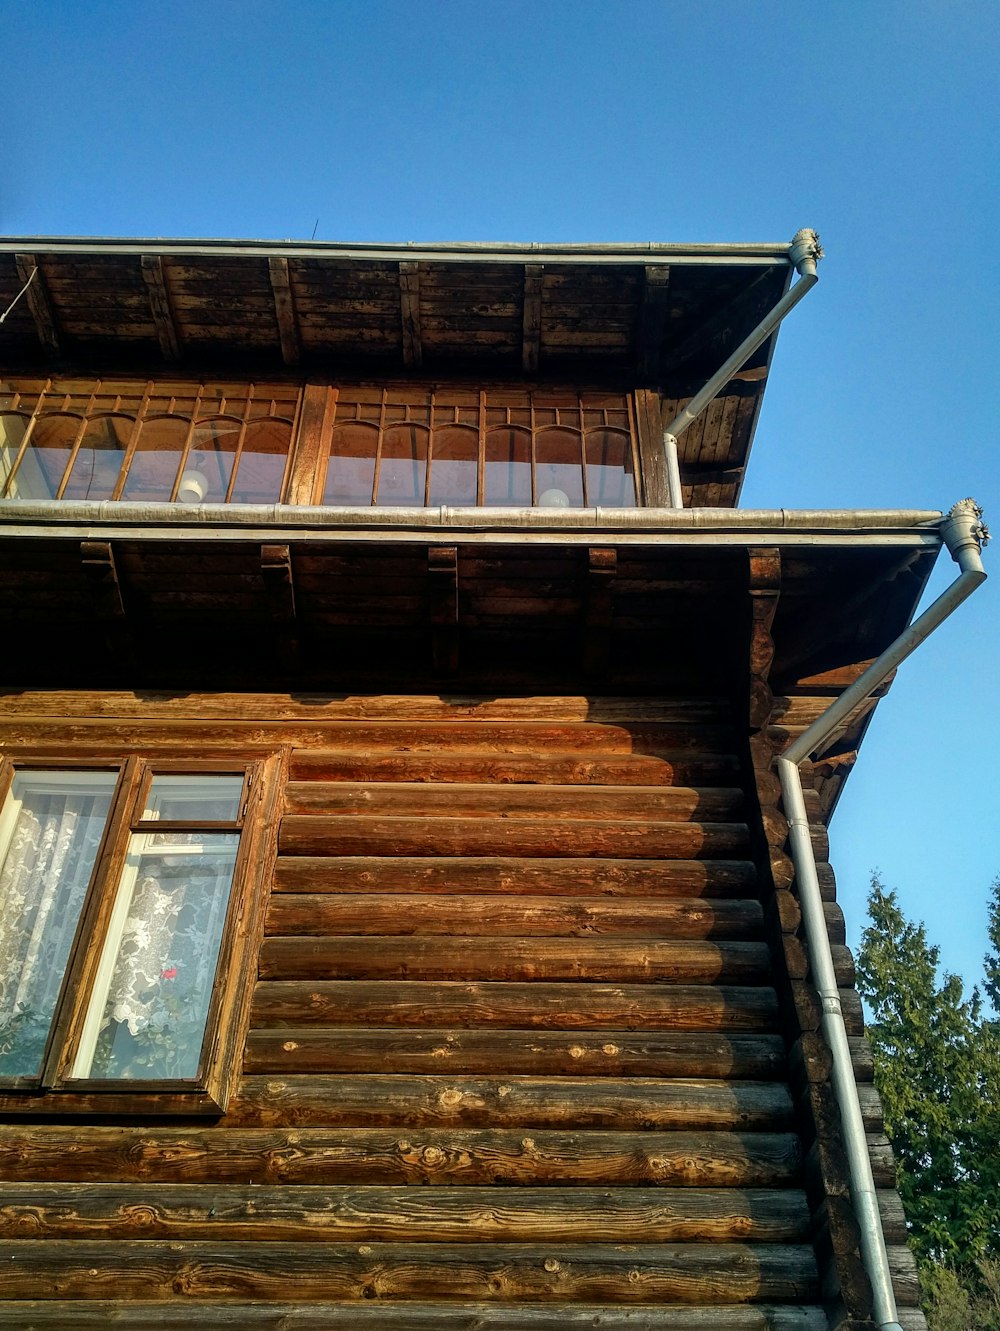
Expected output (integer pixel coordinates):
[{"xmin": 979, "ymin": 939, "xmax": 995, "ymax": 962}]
[{"xmin": 0, "ymin": 242, "xmax": 795, "ymax": 506}]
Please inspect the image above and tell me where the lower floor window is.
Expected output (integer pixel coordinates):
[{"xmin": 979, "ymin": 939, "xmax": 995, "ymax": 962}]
[{"xmin": 0, "ymin": 763, "xmax": 254, "ymax": 1093}]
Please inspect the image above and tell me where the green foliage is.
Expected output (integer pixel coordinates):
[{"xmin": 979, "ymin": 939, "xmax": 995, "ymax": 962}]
[{"xmin": 857, "ymin": 875, "xmax": 1000, "ymax": 1322}]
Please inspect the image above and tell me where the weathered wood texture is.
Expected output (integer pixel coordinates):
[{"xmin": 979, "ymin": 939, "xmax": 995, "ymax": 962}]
[{"xmin": 0, "ymin": 694, "xmax": 901, "ymax": 1325}]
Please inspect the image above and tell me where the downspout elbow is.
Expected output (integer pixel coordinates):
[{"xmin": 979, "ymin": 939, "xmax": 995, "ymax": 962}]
[{"xmin": 940, "ymin": 496, "xmax": 990, "ymax": 578}]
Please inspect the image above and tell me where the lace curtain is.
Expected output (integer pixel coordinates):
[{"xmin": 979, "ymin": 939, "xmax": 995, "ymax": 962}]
[
  {"xmin": 0, "ymin": 780, "xmax": 114, "ymax": 1076},
  {"xmin": 85, "ymin": 837, "xmax": 237, "ymax": 1080}
]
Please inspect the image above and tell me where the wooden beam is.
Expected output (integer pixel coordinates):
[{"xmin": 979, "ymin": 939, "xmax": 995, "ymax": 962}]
[
  {"xmin": 80, "ymin": 540, "xmax": 136, "ymax": 668},
  {"xmin": 747, "ymin": 547, "xmax": 781, "ymax": 733},
  {"xmin": 521, "ymin": 263, "xmax": 543, "ymax": 373},
  {"xmin": 584, "ymin": 546, "xmax": 616, "ymax": 675},
  {"xmin": 399, "ymin": 261, "xmax": 422, "ymax": 368},
  {"xmin": 14, "ymin": 254, "xmax": 60, "ymax": 356},
  {"xmin": 260, "ymin": 543, "xmax": 300, "ymax": 672},
  {"xmin": 428, "ymin": 545, "xmax": 459, "ymax": 674},
  {"xmin": 140, "ymin": 256, "xmax": 182, "ymax": 363},
  {"xmin": 635, "ymin": 265, "xmax": 671, "ymax": 382},
  {"xmin": 268, "ymin": 256, "xmax": 302, "ymax": 366}
]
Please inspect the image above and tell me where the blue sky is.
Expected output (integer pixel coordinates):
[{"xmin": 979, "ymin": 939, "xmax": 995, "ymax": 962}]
[{"xmin": 4, "ymin": 0, "xmax": 998, "ymax": 992}]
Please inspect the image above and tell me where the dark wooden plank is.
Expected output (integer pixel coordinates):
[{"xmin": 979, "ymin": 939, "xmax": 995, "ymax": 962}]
[
  {"xmin": 0, "ymin": 1240, "xmax": 820, "ymax": 1303},
  {"xmin": 282, "ymin": 782, "xmax": 744, "ymax": 820},
  {"xmin": 249, "ymin": 980, "xmax": 780, "ymax": 1038},
  {"xmin": 13, "ymin": 255, "xmax": 60, "ymax": 355},
  {"xmin": 0, "ymin": 1183, "xmax": 811, "ymax": 1243},
  {"xmin": 263, "ymin": 894, "xmax": 764, "ymax": 938},
  {"xmin": 0, "ymin": 1125, "xmax": 801, "ymax": 1187},
  {"xmin": 522, "ymin": 263, "xmax": 543, "ymax": 372},
  {"xmin": 277, "ymin": 815, "xmax": 751, "ymax": 859},
  {"xmin": 0, "ymin": 1301, "xmax": 833, "ymax": 1330},
  {"xmin": 227, "ymin": 1075, "xmax": 796, "ymax": 1130},
  {"xmin": 399, "ymin": 261, "xmax": 423, "ymax": 368},
  {"xmin": 244, "ymin": 1025, "xmax": 782, "ymax": 1076},
  {"xmin": 272, "ymin": 856, "xmax": 758, "ymax": 897},
  {"xmin": 287, "ymin": 751, "xmax": 741, "ymax": 786}
]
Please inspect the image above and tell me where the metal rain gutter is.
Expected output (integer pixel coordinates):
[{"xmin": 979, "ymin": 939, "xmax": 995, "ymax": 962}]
[
  {"xmin": 661, "ymin": 227, "xmax": 824, "ymax": 507},
  {"xmin": 776, "ymin": 497, "xmax": 988, "ymax": 1331}
]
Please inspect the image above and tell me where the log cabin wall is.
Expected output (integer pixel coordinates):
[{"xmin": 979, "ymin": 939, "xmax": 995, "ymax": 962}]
[{"xmin": 0, "ymin": 691, "xmax": 924, "ymax": 1329}]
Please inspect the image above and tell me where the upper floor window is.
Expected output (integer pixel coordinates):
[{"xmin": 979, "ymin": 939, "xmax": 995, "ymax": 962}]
[
  {"xmin": 0, "ymin": 759, "xmax": 262, "ymax": 1109},
  {"xmin": 321, "ymin": 386, "xmax": 639, "ymax": 508},
  {"xmin": 0, "ymin": 377, "xmax": 300, "ymax": 505}
]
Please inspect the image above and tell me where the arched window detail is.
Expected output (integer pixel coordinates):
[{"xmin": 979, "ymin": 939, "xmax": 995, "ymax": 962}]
[
  {"xmin": 323, "ymin": 423, "xmax": 379, "ymax": 506},
  {"xmin": 585, "ymin": 428, "xmax": 637, "ymax": 507},
  {"xmin": 484, "ymin": 426, "xmax": 532, "ymax": 507},
  {"xmin": 0, "ymin": 379, "xmax": 301, "ymax": 505},
  {"xmin": 61, "ymin": 416, "xmax": 135, "ymax": 501},
  {"xmin": 534, "ymin": 427, "xmax": 585, "ymax": 508},
  {"xmin": 4, "ymin": 414, "xmax": 85, "ymax": 501},
  {"xmin": 121, "ymin": 417, "xmax": 194, "ymax": 502},
  {"xmin": 428, "ymin": 425, "xmax": 478, "ymax": 507},
  {"xmin": 376, "ymin": 424, "xmax": 429, "ymax": 507}
]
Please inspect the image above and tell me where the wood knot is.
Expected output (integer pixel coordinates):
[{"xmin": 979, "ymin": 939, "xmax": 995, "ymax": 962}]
[
  {"xmin": 281, "ymin": 1040, "xmax": 299, "ymax": 1052},
  {"xmin": 422, "ymin": 1145, "xmax": 445, "ymax": 1165},
  {"xmin": 544, "ymin": 1258, "xmax": 560, "ymax": 1272},
  {"xmin": 569, "ymin": 1045, "xmax": 586, "ymax": 1059},
  {"xmin": 439, "ymin": 1089, "xmax": 462, "ymax": 1107},
  {"xmin": 602, "ymin": 1043, "xmax": 619, "ymax": 1056}
]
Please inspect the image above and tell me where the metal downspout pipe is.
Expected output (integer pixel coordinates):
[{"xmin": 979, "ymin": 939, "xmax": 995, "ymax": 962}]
[
  {"xmin": 776, "ymin": 498, "xmax": 988, "ymax": 1331},
  {"xmin": 661, "ymin": 227, "xmax": 824, "ymax": 507}
]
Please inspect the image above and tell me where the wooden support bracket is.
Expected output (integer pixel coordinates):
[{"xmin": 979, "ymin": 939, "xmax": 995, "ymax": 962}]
[
  {"xmin": 14, "ymin": 254, "xmax": 60, "ymax": 356},
  {"xmin": 260, "ymin": 543, "xmax": 300, "ymax": 672},
  {"xmin": 140, "ymin": 256, "xmax": 182, "ymax": 363},
  {"xmin": 399, "ymin": 261, "xmax": 423, "ymax": 368},
  {"xmin": 584, "ymin": 546, "xmax": 617, "ymax": 675},
  {"xmin": 521, "ymin": 263, "xmax": 543, "ymax": 374},
  {"xmin": 428, "ymin": 545, "xmax": 459, "ymax": 674},
  {"xmin": 80, "ymin": 541, "xmax": 136, "ymax": 669},
  {"xmin": 268, "ymin": 256, "xmax": 302, "ymax": 366},
  {"xmin": 635, "ymin": 265, "xmax": 671, "ymax": 382}
]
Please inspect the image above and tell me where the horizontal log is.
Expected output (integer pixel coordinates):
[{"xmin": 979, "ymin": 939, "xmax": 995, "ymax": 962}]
[
  {"xmin": 282, "ymin": 782, "xmax": 745, "ymax": 822},
  {"xmin": 277, "ymin": 815, "xmax": 750, "ymax": 859},
  {"xmin": 243, "ymin": 1026, "xmax": 782, "ymax": 1077},
  {"xmin": 264, "ymin": 895, "xmax": 765, "ymax": 939},
  {"xmin": 0, "ymin": 1183, "xmax": 811, "ymax": 1244},
  {"xmin": 250, "ymin": 980, "xmax": 781, "ymax": 1037},
  {"xmin": 272, "ymin": 856, "xmax": 759, "ymax": 897},
  {"xmin": 0, "ymin": 721, "xmax": 735, "ymax": 757},
  {"xmin": 0, "ymin": 1125, "xmax": 801, "ymax": 1188},
  {"xmin": 0, "ymin": 1240, "xmax": 819, "ymax": 1303},
  {"xmin": 227, "ymin": 1076, "xmax": 796, "ymax": 1131},
  {"xmin": 0, "ymin": 1301, "xmax": 834, "ymax": 1330},
  {"xmin": 287, "ymin": 751, "xmax": 742, "ymax": 786},
  {"xmin": 256, "ymin": 937, "xmax": 771, "ymax": 983}
]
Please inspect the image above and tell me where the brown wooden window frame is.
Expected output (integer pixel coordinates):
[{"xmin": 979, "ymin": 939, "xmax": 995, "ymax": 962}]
[{"xmin": 0, "ymin": 753, "xmax": 277, "ymax": 1117}]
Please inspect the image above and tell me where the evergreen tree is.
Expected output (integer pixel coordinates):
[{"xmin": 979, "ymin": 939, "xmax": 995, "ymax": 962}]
[{"xmin": 856, "ymin": 876, "xmax": 1000, "ymax": 1282}]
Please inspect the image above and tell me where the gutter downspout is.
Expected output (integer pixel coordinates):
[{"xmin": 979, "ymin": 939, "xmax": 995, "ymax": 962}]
[
  {"xmin": 776, "ymin": 498, "xmax": 988, "ymax": 1331},
  {"xmin": 661, "ymin": 227, "xmax": 824, "ymax": 507}
]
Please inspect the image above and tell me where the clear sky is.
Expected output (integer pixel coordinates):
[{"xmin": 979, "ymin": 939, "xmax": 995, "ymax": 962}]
[{"xmin": 4, "ymin": 0, "xmax": 998, "ymax": 993}]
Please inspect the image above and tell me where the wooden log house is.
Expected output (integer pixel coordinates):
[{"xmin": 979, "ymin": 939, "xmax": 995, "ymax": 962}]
[{"xmin": 0, "ymin": 235, "xmax": 954, "ymax": 1328}]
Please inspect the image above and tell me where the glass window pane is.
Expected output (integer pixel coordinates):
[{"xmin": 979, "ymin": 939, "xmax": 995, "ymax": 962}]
[
  {"xmin": 121, "ymin": 417, "xmax": 190, "ymax": 501},
  {"xmin": 74, "ymin": 830, "xmax": 238, "ymax": 1081},
  {"xmin": 377, "ymin": 424, "xmax": 428, "ymax": 507},
  {"xmin": 535, "ymin": 429, "xmax": 584, "ymax": 507},
  {"xmin": 323, "ymin": 423, "xmax": 378, "ymax": 505},
  {"xmin": 229, "ymin": 419, "xmax": 290, "ymax": 504},
  {"xmin": 484, "ymin": 427, "xmax": 532, "ymax": 506},
  {"xmin": 428, "ymin": 427, "xmax": 478, "ymax": 506},
  {"xmin": 61, "ymin": 417, "xmax": 132, "ymax": 500},
  {"xmin": 586, "ymin": 430, "xmax": 637, "ymax": 507},
  {"xmin": 0, "ymin": 772, "xmax": 117, "ymax": 1078},
  {"xmin": 9, "ymin": 415, "xmax": 82, "ymax": 500},
  {"xmin": 183, "ymin": 420, "xmax": 240, "ymax": 504},
  {"xmin": 142, "ymin": 775, "xmax": 244, "ymax": 823}
]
